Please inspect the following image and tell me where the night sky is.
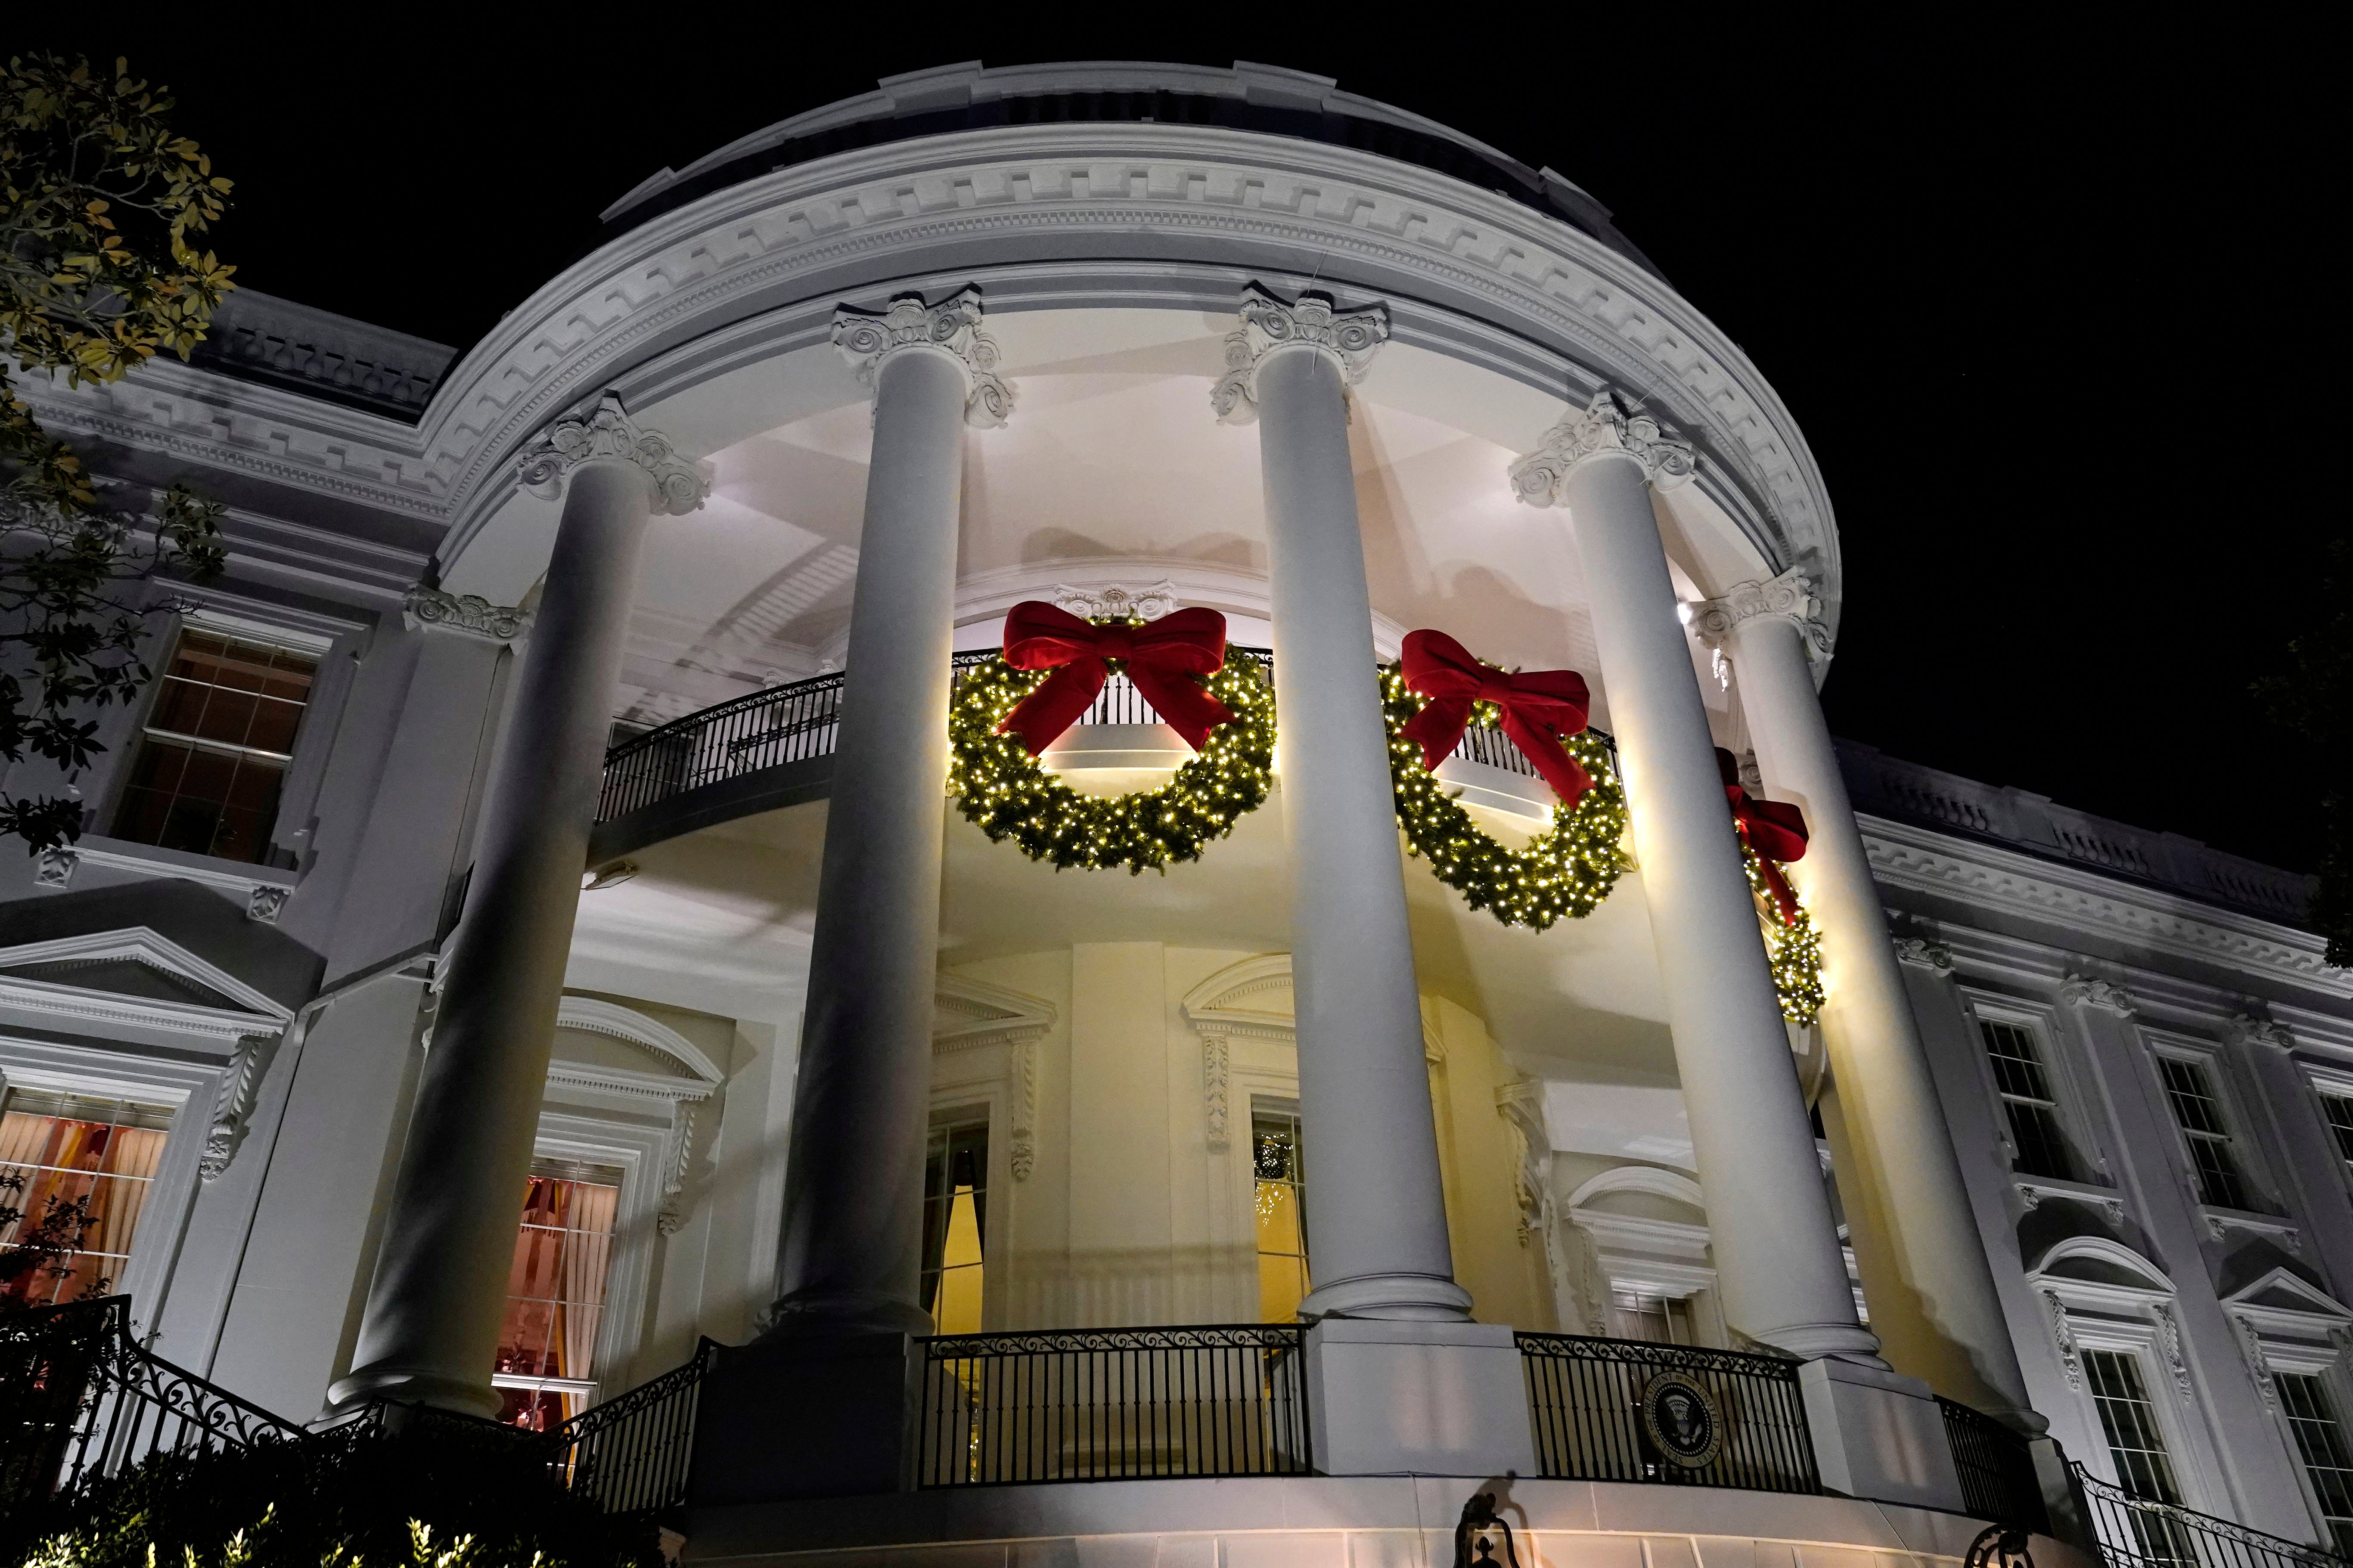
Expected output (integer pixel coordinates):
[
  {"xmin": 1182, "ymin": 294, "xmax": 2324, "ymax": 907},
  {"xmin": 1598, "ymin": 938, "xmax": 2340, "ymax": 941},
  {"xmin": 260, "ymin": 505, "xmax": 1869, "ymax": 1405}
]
[{"xmin": 24, "ymin": 22, "xmax": 2335, "ymax": 873}]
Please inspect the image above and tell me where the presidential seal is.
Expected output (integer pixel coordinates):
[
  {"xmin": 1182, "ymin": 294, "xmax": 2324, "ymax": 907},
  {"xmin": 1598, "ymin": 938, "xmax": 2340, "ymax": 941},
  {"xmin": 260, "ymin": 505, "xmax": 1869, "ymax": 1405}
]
[{"xmin": 1638, "ymin": 1370, "xmax": 1726, "ymax": 1469}]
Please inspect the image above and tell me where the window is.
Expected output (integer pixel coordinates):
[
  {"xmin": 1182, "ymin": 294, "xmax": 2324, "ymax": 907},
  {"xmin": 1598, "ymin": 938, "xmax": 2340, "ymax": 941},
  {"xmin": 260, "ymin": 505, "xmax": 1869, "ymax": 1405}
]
[
  {"xmin": 112, "ymin": 629, "xmax": 317, "ymax": 864},
  {"xmin": 921, "ymin": 1117, "xmax": 987, "ymax": 1336},
  {"xmin": 2085, "ymin": 1348, "xmax": 2185, "ymax": 1503},
  {"xmin": 2278, "ymin": 1373, "xmax": 2353, "ymax": 1556},
  {"xmin": 2319, "ymin": 1093, "xmax": 2353, "ymax": 1179},
  {"xmin": 2158, "ymin": 1056, "xmax": 2250, "ymax": 1210},
  {"xmin": 1609, "ymin": 1288, "xmax": 1695, "ymax": 1345},
  {"xmin": 0, "ymin": 1088, "xmax": 173, "ymax": 1309},
  {"xmin": 1980, "ymin": 1020, "xmax": 2074, "ymax": 1180},
  {"xmin": 1253, "ymin": 1106, "xmax": 1310, "ymax": 1323},
  {"xmin": 494, "ymin": 1159, "xmax": 621, "ymax": 1430}
]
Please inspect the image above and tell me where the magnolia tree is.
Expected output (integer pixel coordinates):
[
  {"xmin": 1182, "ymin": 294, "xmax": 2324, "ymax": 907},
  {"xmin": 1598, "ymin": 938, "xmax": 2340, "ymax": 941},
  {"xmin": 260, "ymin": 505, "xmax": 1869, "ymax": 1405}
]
[{"xmin": 1, "ymin": 53, "xmax": 233, "ymax": 854}]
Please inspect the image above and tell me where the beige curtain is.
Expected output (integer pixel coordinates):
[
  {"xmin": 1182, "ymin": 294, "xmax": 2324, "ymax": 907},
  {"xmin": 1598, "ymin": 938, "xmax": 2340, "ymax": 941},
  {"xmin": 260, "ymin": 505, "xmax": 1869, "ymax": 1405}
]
[
  {"xmin": 0, "ymin": 1112, "xmax": 53, "ymax": 1244},
  {"xmin": 557, "ymin": 1183, "xmax": 618, "ymax": 1382},
  {"xmin": 93, "ymin": 1128, "xmax": 167, "ymax": 1267}
]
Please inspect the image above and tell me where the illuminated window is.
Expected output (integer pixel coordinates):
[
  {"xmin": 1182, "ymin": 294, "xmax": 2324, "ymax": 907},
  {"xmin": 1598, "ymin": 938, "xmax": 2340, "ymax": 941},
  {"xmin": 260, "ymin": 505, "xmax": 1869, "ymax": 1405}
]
[
  {"xmin": 111, "ymin": 629, "xmax": 316, "ymax": 865},
  {"xmin": 1608, "ymin": 1288, "xmax": 1695, "ymax": 1345},
  {"xmin": 2278, "ymin": 1373, "xmax": 2353, "ymax": 1556},
  {"xmin": 0, "ymin": 1088, "xmax": 172, "ymax": 1309},
  {"xmin": 922, "ymin": 1117, "xmax": 987, "ymax": 1336},
  {"xmin": 1253, "ymin": 1106, "xmax": 1310, "ymax": 1324},
  {"xmin": 2157, "ymin": 1056, "xmax": 2249, "ymax": 1210},
  {"xmin": 493, "ymin": 1159, "xmax": 621, "ymax": 1431},
  {"xmin": 1980, "ymin": 1020, "xmax": 2073, "ymax": 1181}
]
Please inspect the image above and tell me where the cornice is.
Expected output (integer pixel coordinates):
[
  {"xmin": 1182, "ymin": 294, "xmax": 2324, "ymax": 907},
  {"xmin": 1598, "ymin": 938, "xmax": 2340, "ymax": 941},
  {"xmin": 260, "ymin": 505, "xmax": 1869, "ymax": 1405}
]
[
  {"xmin": 1862, "ymin": 815, "xmax": 2344, "ymax": 997},
  {"xmin": 416, "ymin": 122, "xmax": 1834, "ymax": 605}
]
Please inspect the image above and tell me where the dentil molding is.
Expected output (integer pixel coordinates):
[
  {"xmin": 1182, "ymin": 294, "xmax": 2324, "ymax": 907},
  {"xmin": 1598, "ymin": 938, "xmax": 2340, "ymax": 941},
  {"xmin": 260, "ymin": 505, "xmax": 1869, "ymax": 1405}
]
[
  {"xmin": 1210, "ymin": 283, "xmax": 1389, "ymax": 424},
  {"xmin": 516, "ymin": 391, "xmax": 709, "ymax": 516},
  {"xmin": 831, "ymin": 285, "xmax": 1012, "ymax": 428},
  {"xmin": 1687, "ymin": 568, "xmax": 1833, "ymax": 662},
  {"xmin": 1509, "ymin": 390, "xmax": 1697, "ymax": 504}
]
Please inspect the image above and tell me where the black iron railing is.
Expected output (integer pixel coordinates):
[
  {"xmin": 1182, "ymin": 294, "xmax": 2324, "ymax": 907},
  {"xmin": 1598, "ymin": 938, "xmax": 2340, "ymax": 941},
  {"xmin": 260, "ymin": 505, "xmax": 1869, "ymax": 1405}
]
[
  {"xmin": 1517, "ymin": 1331, "xmax": 1820, "ymax": 1494},
  {"xmin": 596, "ymin": 645, "xmax": 1585, "ymax": 828},
  {"xmin": 2077, "ymin": 1463, "xmax": 2347, "ymax": 1568},
  {"xmin": 916, "ymin": 1324, "xmax": 1311, "ymax": 1487},
  {"xmin": 0, "ymin": 1297, "xmax": 307, "ymax": 1507},
  {"xmin": 546, "ymin": 1339, "xmax": 718, "ymax": 1514},
  {"xmin": 1938, "ymin": 1396, "xmax": 2050, "ymax": 1533}
]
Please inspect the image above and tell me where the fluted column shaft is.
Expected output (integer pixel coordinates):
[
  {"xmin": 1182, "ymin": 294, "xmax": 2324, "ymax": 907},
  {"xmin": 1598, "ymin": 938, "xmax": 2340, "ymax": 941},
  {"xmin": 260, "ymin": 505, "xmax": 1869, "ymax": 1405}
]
[
  {"xmin": 335, "ymin": 396, "xmax": 698, "ymax": 1414},
  {"xmin": 1227, "ymin": 286, "xmax": 1468, "ymax": 1320},
  {"xmin": 767, "ymin": 290, "xmax": 1006, "ymax": 1338},
  {"xmin": 1520, "ymin": 399, "xmax": 1878, "ymax": 1361},
  {"xmin": 1710, "ymin": 591, "xmax": 2035, "ymax": 1419}
]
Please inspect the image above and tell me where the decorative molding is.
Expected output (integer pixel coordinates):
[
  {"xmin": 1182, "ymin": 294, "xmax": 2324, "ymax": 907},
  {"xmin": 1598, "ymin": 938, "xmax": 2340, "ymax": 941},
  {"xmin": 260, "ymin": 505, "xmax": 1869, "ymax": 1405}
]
[
  {"xmin": 516, "ymin": 390, "xmax": 708, "ymax": 515},
  {"xmin": 1495, "ymin": 1075, "xmax": 1551, "ymax": 1243},
  {"xmin": 2227, "ymin": 1013, "xmax": 2295, "ymax": 1051},
  {"xmin": 2015, "ymin": 1176, "xmax": 2126, "ymax": 1225},
  {"xmin": 931, "ymin": 973, "xmax": 1054, "ymax": 1181},
  {"xmin": 199, "ymin": 1030, "xmax": 283, "ymax": 1181},
  {"xmin": 554, "ymin": 996, "xmax": 726, "ymax": 1085},
  {"xmin": 29, "ymin": 837, "xmax": 298, "ymax": 918},
  {"xmin": 1892, "ymin": 936, "xmax": 1954, "ymax": 973},
  {"xmin": 1687, "ymin": 568, "xmax": 1831, "ymax": 661},
  {"xmin": 2040, "ymin": 1287, "xmax": 2084, "ymax": 1389},
  {"xmin": 1009, "ymin": 1035, "xmax": 1038, "ymax": 1182},
  {"xmin": 2151, "ymin": 1300, "xmax": 2195, "ymax": 1404},
  {"xmin": 1203, "ymin": 1034, "xmax": 1231, "ymax": 1149},
  {"xmin": 2228, "ymin": 1310, "xmax": 2281, "ymax": 1410},
  {"xmin": 657, "ymin": 1103, "xmax": 699, "ymax": 1235},
  {"xmin": 244, "ymin": 885, "xmax": 291, "ymax": 925},
  {"xmin": 1051, "ymin": 579, "xmax": 1180, "ymax": 623},
  {"xmin": 403, "ymin": 586, "xmax": 530, "ymax": 642},
  {"xmin": 2203, "ymin": 1209, "xmax": 2301, "ymax": 1253},
  {"xmin": 33, "ymin": 847, "xmax": 75, "ymax": 889},
  {"xmin": 1211, "ymin": 283, "xmax": 1389, "ymax": 425},
  {"xmin": 0, "ymin": 927, "xmax": 293, "ymax": 1043},
  {"xmin": 1509, "ymin": 390, "xmax": 1697, "ymax": 503},
  {"xmin": 1564, "ymin": 1165, "xmax": 1707, "ymax": 1213},
  {"xmin": 2059, "ymin": 975, "xmax": 2136, "ymax": 1017},
  {"xmin": 831, "ymin": 285, "xmax": 1012, "ymax": 428}
]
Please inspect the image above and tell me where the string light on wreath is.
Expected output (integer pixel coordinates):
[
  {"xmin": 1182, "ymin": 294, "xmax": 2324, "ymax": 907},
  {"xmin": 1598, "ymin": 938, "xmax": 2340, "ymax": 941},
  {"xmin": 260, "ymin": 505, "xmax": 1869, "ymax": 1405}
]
[
  {"xmin": 947, "ymin": 611, "xmax": 1276, "ymax": 874},
  {"xmin": 1381, "ymin": 663, "xmax": 1630, "ymax": 930},
  {"xmin": 1746, "ymin": 843, "xmax": 1825, "ymax": 1026}
]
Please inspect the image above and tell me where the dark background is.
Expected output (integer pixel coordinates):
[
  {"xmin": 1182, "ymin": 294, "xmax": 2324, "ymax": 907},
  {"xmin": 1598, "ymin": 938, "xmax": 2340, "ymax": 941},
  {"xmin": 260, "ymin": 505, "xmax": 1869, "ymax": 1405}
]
[{"xmin": 27, "ymin": 19, "xmax": 2337, "ymax": 871}]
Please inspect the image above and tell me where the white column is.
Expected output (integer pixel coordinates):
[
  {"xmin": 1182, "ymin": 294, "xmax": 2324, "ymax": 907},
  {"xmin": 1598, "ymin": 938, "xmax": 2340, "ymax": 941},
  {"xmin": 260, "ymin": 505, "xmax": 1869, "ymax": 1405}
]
[
  {"xmin": 1216, "ymin": 284, "xmax": 1470, "ymax": 1321},
  {"xmin": 764, "ymin": 288, "xmax": 1011, "ymax": 1338},
  {"xmin": 1695, "ymin": 572, "xmax": 2039, "ymax": 1422},
  {"xmin": 332, "ymin": 394, "xmax": 704, "ymax": 1415},
  {"xmin": 1512, "ymin": 395, "xmax": 1879, "ymax": 1363}
]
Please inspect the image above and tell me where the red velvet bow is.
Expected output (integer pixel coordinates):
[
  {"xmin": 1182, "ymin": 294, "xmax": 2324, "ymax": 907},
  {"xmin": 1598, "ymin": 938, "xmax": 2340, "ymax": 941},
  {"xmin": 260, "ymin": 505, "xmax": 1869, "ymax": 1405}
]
[
  {"xmin": 1398, "ymin": 629, "xmax": 1594, "ymax": 807},
  {"xmin": 997, "ymin": 601, "xmax": 1235, "ymax": 755},
  {"xmin": 1716, "ymin": 747, "xmax": 1809, "ymax": 925}
]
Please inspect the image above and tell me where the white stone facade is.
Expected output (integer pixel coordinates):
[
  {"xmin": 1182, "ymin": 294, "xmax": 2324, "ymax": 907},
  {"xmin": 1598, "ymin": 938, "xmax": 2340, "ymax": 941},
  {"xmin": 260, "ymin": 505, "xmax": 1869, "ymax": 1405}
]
[{"xmin": 2, "ymin": 59, "xmax": 2345, "ymax": 1561}]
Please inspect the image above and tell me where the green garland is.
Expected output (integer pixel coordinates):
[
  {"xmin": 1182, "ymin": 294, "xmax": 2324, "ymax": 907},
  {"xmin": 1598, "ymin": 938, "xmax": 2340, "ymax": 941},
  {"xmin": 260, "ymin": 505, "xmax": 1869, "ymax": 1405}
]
[
  {"xmin": 948, "ymin": 639, "xmax": 1276, "ymax": 874},
  {"xmin": 1380, "ymin": 666, "xmax": 1631, "ymax": 930},
  {"xmin": 1746, "ymin": 846, "xmax": 1826, "ymax": 1026}
]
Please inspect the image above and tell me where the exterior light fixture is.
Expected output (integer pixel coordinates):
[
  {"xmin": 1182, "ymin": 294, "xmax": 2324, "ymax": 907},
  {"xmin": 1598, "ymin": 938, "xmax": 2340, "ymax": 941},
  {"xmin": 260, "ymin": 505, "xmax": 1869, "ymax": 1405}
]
[{"xmin": 1452, "ymin": 1489, "xmax": 1521, "ymax": 1568}]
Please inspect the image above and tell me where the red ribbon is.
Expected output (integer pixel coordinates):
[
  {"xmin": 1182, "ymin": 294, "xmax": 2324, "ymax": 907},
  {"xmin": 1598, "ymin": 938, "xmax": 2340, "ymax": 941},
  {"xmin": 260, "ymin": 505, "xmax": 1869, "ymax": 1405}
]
[
  {"xmin": 996, "ymin": 601, "xmax": 1235, "ymax": 754},
  {"xmin": 1398, "ymin": 629, "xmax": 1594, "ymax": 807},
  {"xmin": 1716, "ymin": 747, "xmax": 1809, "ymax": 925}
]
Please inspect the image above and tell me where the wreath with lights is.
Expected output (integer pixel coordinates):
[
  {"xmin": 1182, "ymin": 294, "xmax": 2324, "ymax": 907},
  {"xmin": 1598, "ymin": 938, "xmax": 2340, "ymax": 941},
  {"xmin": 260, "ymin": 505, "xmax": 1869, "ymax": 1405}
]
[
  {"xmin": 1746, "ymin": 845, "xmax": 1825, "ymax": 1026},
  {"xmin": 947, "ymin": 612, "xmax": 1276, "ymax": 874},
  {"xmin": 1379, "ymin": 662, "xmax": 1632, "ymax": 931}
]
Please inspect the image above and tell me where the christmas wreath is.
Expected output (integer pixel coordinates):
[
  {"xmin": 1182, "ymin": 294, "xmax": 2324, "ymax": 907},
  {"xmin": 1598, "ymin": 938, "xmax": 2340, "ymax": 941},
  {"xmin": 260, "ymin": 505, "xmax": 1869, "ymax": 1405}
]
[
  {"xmin": 1380, "ymin": 631, "xmax": 1631, "ymax": 931},
  {"xmin": 947, "ymin": 601, "xmax": 1276, "ymax": 874}
]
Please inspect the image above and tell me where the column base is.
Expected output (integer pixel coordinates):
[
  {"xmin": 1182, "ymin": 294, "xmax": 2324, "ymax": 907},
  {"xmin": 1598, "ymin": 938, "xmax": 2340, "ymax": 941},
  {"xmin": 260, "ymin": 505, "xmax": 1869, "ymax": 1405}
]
[
  {"xmin": 1797, "ymin": 1357, "xmax": 1965, "ymax": 1511},
  {"xmin": 1754, "ymin": 1320, "xmax": 1888, "ymax": 1366},
  {"xmin": 686, "ymin": 1333, "xmax": 916, "ymax": 1505},
  {"xmin": 756, "ymin": 1288, "xmax": 934, "ymax": 1341},
  {"xmin": 1305, "ymin": 1319, "xmax": 1535, "ymax": 1477},
  {"xmin": 323, "ymin": 1364, "xmax": 500, "ymax": 1421},
  {"xmin": 1300, "ymin": 1272, "xmax": 1473, "ymax": 1322}
]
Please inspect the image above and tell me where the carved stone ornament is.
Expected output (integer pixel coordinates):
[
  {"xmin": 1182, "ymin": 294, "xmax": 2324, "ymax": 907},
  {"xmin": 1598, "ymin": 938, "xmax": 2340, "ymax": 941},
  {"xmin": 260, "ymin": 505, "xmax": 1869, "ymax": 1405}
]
[
  {"xmin": 1893, "ymin": 936, "xmax": 1955, "ymax": 973},
  {"xmin": 1010, "ymin": 1036, "xmax": 1038, "ymax": 1182},
  {"xmin": 1510, "ymin": 390, "xmax": 1697, "ymax": 505},
  {"xmin": 33, "ymin": 846, "xmax": 76, "ymax": 889},
  {"xmin": 1203, "ymin": 1034, "xmax": 1231, "ymax": 1149},
  {"xmin": 2152, "ymin": 1300, "xmax": 2195, "ymax": 1404},
  {"xmin": 199, "ymin": 1031, "xmax": 281, "ymax": 1182},
  {"xmin": 1688, "ymin": 568, "xmax": 1833, "ymax": 662},
  {"xmin": 832, "ymin": 285, "xmax": 1012, "ymax": 429},
  {"xmin": 404, "ymin": 585, "xmax": 530, "ymax": 642},
  {"xmin": 2227, "ymin": 1013, "xmax": 2294, "ymax": 1051},
  {"xmin": 1211, "ymin": 282, "xmax": 1389, "ymax": 425},
  {"xmin": 517, "ymin": 390, "xmax": 709, "ymax": 516},
  {"xmin": 245, "ymin": 884, "xmax": 291, "ymax": 925},
  {"xmin": 2229, "ymin": 1312, "xmax": 2280, "ymax": 1410},
  {"xmin": 2041, "ymin": 1288, "xmax": 2084, "ymax": 1389},
  {"xmin": 657, "ymin": 1103, "xmax": 699, "ymax": 1235},
  {"xmin": 1052, "ymin": 579, "xmax": 1181, "ymax": 622},
  {"xmin": 2060, "ymin": 976, "xmax": 2136, "ymax": 1017}
]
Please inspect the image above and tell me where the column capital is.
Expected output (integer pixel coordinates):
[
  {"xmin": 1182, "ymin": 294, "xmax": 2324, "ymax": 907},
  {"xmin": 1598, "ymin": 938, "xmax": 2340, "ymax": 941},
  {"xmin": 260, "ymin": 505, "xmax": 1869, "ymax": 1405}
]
[
  {"xmin": 2060, "ymin": 974, "xmax": 2136, "ymax": 1017},
  {"xmin": 517, "ymin": 391, "xmax": 708, "ymax": 515},
  {"xmin": 1509, "ymin": 390, "xmax": 1695, "ymax": 504},
  {"xmin": 1687, "ymin": 567, "xmax": 1831, "ymax": 661},
  {"xmin": 832, "ymin": 285, "xmax": 1013, "ymax": 428},
  {"xmin": 1211, "ymin": 282, "xmax": 1389, "ymax": 425},
  {"xmin": 403, "ymin": 585, "xmax": 531, "ymax": 642}
]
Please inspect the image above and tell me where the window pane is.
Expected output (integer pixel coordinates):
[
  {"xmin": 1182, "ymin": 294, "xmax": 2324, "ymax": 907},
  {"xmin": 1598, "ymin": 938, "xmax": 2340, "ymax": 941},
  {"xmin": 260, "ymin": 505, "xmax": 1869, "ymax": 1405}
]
[
  {"xmin": 110, "ymin": 629, "xmax": 316, "ymax": 865},
  {"xmin": 1980, "ymin": 1021, "xmax": 2073, "ymax": 1181},
  {"xmin": 2084, "ymin": 1349, "xmax": 2184, "ymax": 1505},
  {"xmin": 0, "ymin": 1091, "xmax": 174, "ymax": 1310},
  {"xmin": 2157, "ymin": 1057, "xmax": 2249, "ymax": 1209},
  {"xmin": 2322, "ymin": 1096, "xmax": 2353, "ymax": 1170},
  {"xmin": 2278, "ymin": 1372, "xmax": 2353, "ymax": 1551},
  {"xmin": 921, "ymin": 1118, "xmax": 987, "ymax": 1335},
  {"xmin": 1253, "ymin": 1108, "xmax": 1310, "ymax": 1323},
  {"xmin": 495, "ymin": 1164, "xmax": 621, "ymax": 1428}
]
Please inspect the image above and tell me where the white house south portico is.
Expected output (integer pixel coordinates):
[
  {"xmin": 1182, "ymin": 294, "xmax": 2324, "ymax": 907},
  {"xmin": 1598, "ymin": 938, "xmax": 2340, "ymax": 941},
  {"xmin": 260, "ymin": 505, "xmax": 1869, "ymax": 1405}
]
[{"xmin": 8, "ymin": 58, "xmax": 2350, "ymax": 1568}]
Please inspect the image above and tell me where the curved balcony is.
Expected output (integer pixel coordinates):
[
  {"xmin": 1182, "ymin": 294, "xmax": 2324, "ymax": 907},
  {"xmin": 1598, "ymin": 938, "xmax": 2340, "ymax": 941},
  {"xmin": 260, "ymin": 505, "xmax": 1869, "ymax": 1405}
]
[{"xmin": 590, "ymin": 649, "xmax": 1577, "ymax": 864}]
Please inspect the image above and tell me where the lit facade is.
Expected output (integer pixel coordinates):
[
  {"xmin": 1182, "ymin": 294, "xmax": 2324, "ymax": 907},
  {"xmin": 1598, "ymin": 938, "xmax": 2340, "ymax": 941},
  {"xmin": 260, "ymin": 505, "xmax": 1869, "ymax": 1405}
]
[{"xmin": 4, "ymin": 59, "xmax": 2350, "ymax": 1562}]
